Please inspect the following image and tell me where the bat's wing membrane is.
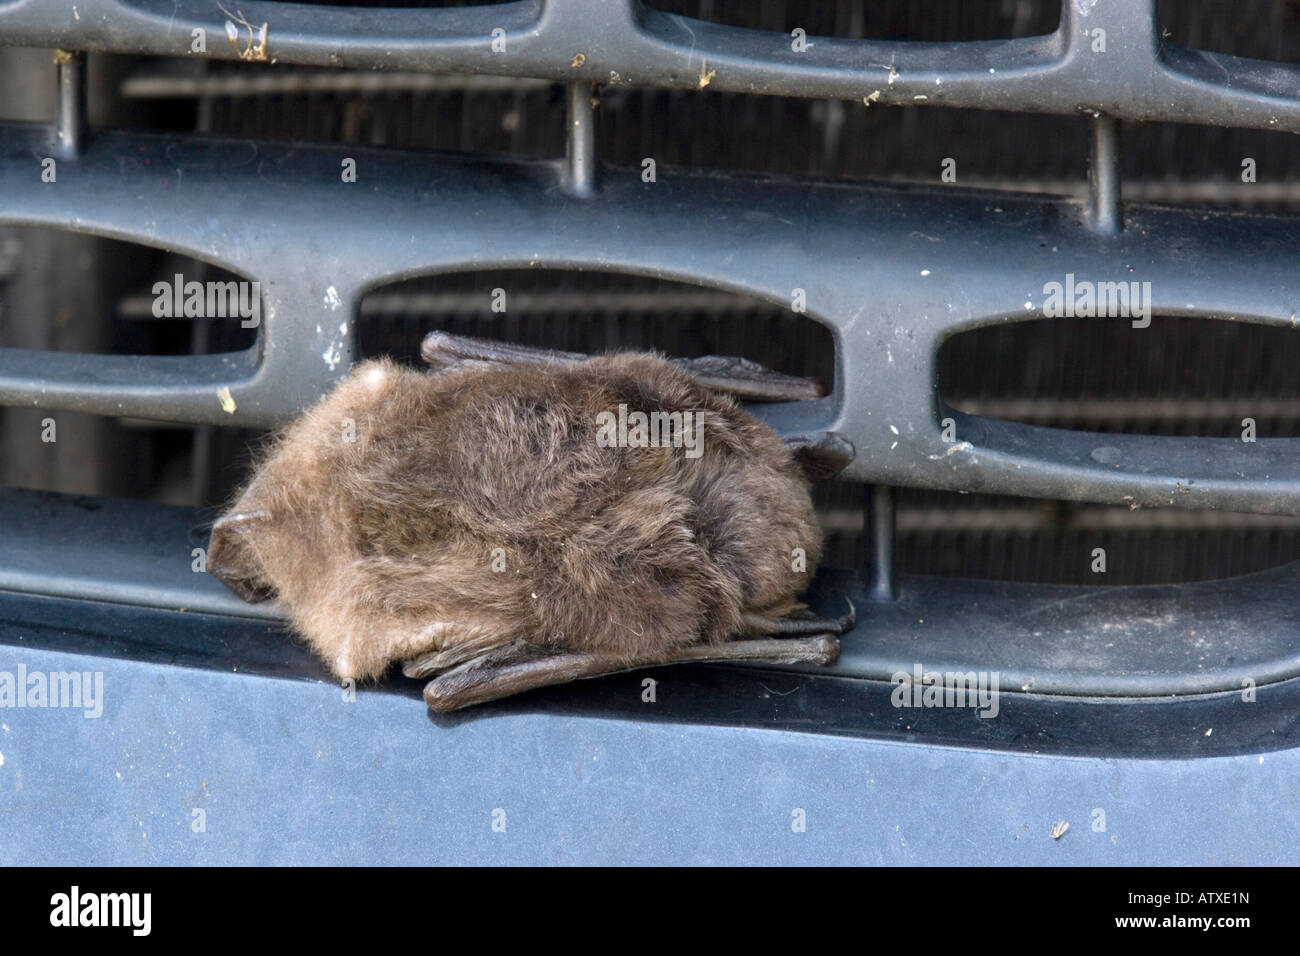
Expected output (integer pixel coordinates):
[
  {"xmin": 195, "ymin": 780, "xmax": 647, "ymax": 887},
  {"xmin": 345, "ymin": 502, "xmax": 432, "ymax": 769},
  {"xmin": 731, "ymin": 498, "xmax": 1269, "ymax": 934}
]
[
  {"xmin": 670, "ymin": 354, "xmax": 824, "ymax": 401},
  {"xmin": 419, "ymin": 635, "xmax": 840, "ymax": 712},
  {"xmin": 412, "ymin": 602, "xmax": 854, "ymax": 711},
  {"xmin": 419, "ymin": 331, "xmax": 826, "ymax": 401},
  {"xmin": 420, "ymin": 331, "xmax": 586, "ymax": 372}
]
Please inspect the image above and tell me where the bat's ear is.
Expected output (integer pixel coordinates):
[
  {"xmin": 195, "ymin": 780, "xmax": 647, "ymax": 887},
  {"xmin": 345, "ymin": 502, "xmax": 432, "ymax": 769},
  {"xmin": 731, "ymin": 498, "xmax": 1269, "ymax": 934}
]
[
  {"xmin": 784, "ymin": 431, "xmax": 855, "ymax": 483},
  {"xmin": 208, "ymin": 510, "xmax": 276, "ymax": 603}
]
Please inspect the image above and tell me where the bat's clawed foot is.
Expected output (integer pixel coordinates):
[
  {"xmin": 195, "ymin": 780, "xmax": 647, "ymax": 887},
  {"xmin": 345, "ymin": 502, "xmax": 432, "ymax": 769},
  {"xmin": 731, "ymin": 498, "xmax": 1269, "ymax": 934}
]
[
  {"xmin": 743, "ymin": 597, "xmax": 855, "ymax": 638},
  {"xmin": 402, "ymin": 648, "xmax": 469, "ymax": 680}
]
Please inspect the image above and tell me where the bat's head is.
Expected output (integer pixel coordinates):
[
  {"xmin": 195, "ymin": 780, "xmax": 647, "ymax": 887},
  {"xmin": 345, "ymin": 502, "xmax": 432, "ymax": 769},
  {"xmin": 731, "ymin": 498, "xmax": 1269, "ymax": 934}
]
[
  {"xmin": 207, "ymin": 359, "xmax": 411, "ymax": 608},
  {"xmin": 207, "ymin": 508, "xmax": 276, "ymax": 602}
]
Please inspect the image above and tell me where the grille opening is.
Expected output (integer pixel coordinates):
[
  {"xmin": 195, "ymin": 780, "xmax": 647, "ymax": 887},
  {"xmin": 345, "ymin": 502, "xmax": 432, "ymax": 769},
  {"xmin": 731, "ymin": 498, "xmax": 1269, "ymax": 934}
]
[
  {"xmin": 814, "ymin": 483, "xmax": 1300, "ymax": 585},
  {"xmin": 1120, "ymin": 121, "xmax": 1300, "ymax": 210},
  {"xmin": 356, "ymin": 269, "xmax": 836, "ymax": 388},
  {"xmin": 599, "ymin": 92, "xmax": 1088, "ymax": 188},
  {"xmin": 0, "ymin": 226, "xmax": 261, "ymax": 507},
  {"xmin": 0, "ymin": 227, "xmax": 258, "ymax": 357},
  {"xmin": 195, "ymin": 68, "xmax": 561, "ymax": 155},
  {"xmin": 644, "ymin": 0, "xmax": 1060, "ymax": 41},
  {"xmin": 938, "ymin": 315, "xmax": 1300, "ymax": 437},
  {"xmin": 897, "ymin": 489, "xmax": 1300, "ymax": 585},
  {"xmin": 1158, "ymin": 0, "xmax": 1300, "ymax": 65},
  {"xmin": 0, "ymin": 404, "xmax": 263, "ymax": 508},
  {"xmin": 118, "ymin": 55, "xmax": 565, "ymax": 156}
]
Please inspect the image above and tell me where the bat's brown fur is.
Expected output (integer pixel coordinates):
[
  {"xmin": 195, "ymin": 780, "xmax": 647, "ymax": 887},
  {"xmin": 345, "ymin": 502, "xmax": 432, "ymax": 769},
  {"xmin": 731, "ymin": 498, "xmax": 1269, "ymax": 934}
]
[{"xmin": 208, "ymin": 353, "xmax": 823, "ymax": 683}]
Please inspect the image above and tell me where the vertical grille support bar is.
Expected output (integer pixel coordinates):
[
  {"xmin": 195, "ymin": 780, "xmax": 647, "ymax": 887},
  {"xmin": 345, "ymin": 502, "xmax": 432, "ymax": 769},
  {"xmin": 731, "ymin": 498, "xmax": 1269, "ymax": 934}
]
[
  {"xmin": 565, "ymin": 81, "xmax": 598, "ymax": 198},
  {"xmin": 1087, "ymin": 113, "xmax": 1122, "ymax": 234},
  {"xmin": 54, "ymin": 50, "xmax": 85, "ymax": 159},
  {"xmin": 866, "ymin": 484, "xmax": 898, "ymax": 602}
]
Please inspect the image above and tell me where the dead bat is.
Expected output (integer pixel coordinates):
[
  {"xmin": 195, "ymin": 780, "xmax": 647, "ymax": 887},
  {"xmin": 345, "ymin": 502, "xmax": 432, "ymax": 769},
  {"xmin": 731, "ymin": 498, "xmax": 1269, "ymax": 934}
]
[{"xmin": 207, "ymin": 331, "xmax": 855, "ymax": 711}]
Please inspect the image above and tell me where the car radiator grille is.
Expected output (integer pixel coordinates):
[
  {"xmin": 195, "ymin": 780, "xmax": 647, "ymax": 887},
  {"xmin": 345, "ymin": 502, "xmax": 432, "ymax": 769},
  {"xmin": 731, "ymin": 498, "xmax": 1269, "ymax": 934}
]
[{"xmin": 3, "ymin": 0, "xmax": 1300, "ymax": 749}]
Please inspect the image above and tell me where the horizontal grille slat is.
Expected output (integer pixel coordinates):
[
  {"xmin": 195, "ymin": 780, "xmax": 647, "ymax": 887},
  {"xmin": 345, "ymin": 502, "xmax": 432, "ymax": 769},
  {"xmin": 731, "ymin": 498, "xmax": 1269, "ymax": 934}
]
[{"xmin": 2, "ymin": 0, "xmax": 1299, "ymax": 133}]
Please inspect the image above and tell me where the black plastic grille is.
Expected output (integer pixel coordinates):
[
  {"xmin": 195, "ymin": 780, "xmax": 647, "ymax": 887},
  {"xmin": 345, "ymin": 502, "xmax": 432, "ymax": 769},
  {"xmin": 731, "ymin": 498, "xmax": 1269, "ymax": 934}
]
[{"xmin": 4, "ymin": 3, "xmax": 1300, "ymax": 599}]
